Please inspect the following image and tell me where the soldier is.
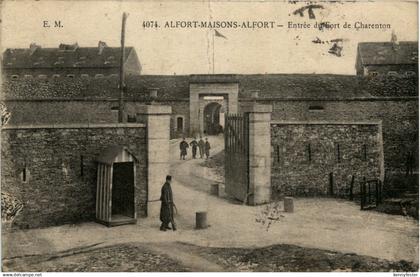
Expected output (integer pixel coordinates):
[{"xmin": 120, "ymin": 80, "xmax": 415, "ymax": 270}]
[
  {"xmin": 160, "ymin": 175, "xmax": 176, "ymax": 231},
  {"xmin": 205, "ymin": 137, "xmax": 211, "ymax": 159},
  {"xmin": 189, "ymin": 137, "xmax": 198, "ymax": 159},
  {"xmin": 179, "ymin": 137, "xmax": 189, "ymax": 160},
  {"xmin": 198, "ymin": 136, "xmax": 205, "ymax": 159}
]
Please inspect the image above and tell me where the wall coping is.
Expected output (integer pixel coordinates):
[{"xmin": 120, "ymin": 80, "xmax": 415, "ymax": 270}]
[
  {"xmin": 1, "ymin": 98, "xmax": 191, "ymax": 102},
  {"xmin": 241, "ymin": 103, "xmax": 273, "ymax": 113},
  {"xmin": 2, "ymin": 96, "xmax": 417, "ymax": 102},
  {"xmin": 240, "ymin": 96, "xmax": 418, "ymax": 102},
  {"xmin": 271, "ymin": 120, "xmax": 382, "ymax": 126},
  {"xmin": 136, "ymin": 104, "xmax": 172, "ymax": 115},
  {"xmin": 2, "ymin": 123, "xmax": 146, "ymax": 130}
]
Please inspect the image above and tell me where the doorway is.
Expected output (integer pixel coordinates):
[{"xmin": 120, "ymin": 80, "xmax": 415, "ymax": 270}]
[
  {"xmin": 204, "ymin": 102, "xmax": 223, "ymax": 135},
  {"xmin": 112, "ymin": 162, "xmax": 135, "ymax": 218}
]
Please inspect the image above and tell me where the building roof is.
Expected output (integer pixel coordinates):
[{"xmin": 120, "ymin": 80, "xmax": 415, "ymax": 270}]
[
  {"xmin": 96, "ymin": 145, "xmax": 138, "ymax": 165},
  {"xmin": 357, "ymin": 41, "xmax": 418, "ymax": 65},
  {"xmin": 2, "ymin": 44, "xmax": 137, "ymax": 69},
  {"xmin": 1, "ymin": 74, "xmax": 418, "ymax": 100}
]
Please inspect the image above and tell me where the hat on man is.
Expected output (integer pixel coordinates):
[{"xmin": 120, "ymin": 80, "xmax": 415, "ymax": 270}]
[{"xmin": 166, "ymin": 175, "xmax": 172, "ymax": 181}]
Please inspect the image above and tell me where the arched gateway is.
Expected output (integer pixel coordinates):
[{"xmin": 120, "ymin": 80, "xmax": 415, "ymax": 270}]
[
  {"xmin": 189, "ymin": 75, "xmax": 239, "ymax": 136},
  {"xmin": 203, "ymin": 102, "xmax": 224, "ymax": 135}
]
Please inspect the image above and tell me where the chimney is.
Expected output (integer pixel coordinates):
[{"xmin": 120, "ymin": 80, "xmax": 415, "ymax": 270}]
[
  {"xmin": 250, "ymin": 90, "xmax": 259, "ymax": 103},
  {"xmin": 98, "ymin": 41, "xmax": 108, "ymax": 55},
  {"xmin": 391, "ymin": 31, "xmax": 399, "ymax": 51},
  {"xmin": 148, "ymin": 88, "xmax": 158, "ymax": 98},
  {"xmin": 29, "ymin": 43, "xmax": 40, "ymax": 56},
  {"xmin": 58, "ymin": 43, "xmax": 79, "ymax": 51}
]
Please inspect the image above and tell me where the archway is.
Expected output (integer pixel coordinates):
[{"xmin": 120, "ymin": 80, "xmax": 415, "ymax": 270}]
[{"xmin": 203, "ymin": 102, "xmax": 224, "ymax": 135}]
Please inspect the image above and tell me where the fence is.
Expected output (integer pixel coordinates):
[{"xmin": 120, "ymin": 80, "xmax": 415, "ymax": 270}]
[{"xmin": 360, "ymin": 178, "xmax": 383, "ymax": 210}]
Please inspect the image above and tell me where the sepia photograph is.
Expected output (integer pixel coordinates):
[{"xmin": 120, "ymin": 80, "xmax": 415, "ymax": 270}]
[{"xmin": 0, "ymin": 0, "xmax": 418, "ymax": 273}]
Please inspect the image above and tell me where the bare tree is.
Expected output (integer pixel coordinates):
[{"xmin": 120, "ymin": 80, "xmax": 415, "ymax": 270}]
[{"xmin": 0, "ymin": 103, "xmax": 11, "ymax": 126}]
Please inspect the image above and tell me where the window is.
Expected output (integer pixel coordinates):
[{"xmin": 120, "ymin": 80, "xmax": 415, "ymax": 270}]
[
  {"xmin": 24, "ymin": 74, "xmax": 33, "ymax": 78},
  {"xmin": 362, "ymin": 144, "xmax": 367, "ymax": 161},
  {"xmin": 307, "ymin": 144, "xmax": 312, "ymax": 162},
  {"xmin": 387, "ymin": 71, "xmax": 398, "ymax": 77},
  {"xmin": 276, "ymin": 145, "xmax": 280, "ymax": 164},
  {"xmin": 11, "ymin": 75, "xmax": 19, "ymax": 79},
  {"xmin": 176, "ymin": 117, "xmax": 184, "ymax": 132},
  {"xmin": 80, "ymin": 155, "xmax": 84, "ymax": 177},
  {"xmin": 109, "ymin": 74, "xmax": 118, "ymax": 78},
  {"xmin": 308, "ymin": 105, "xmax": 324, "ymax": 112},
  {"xmin": 95, "ymin": 74, "xmax": 104, "ymax": 78},
  {"xmin": 127, "ymin": 114, "xmax": 137, "ymax": 123},
  {"xmin": 405, "ymin": 71, "xmax": 416, "ymax": 77},
  {"xmin": 66, "ymin": 74, "xmax": 75, "ymax": 78},
  {"xmin": 38, "ymin": 74, "xmax": 47, "ymax": 79},
  {"xmin": 336, "ymin": 144, "xmax": 341, "ymax": 163},
  {"xmin": 81, "ymin": 74, "xmax": 89, "ymax": 78},
  {"xmin": 369, "ymin": 71, "xmax": 379, "ymax": 77},
  {"xmin": 52, "ymin": 74, "xmax": 60, "ymax": 78},
  {"xmin": 21, "ymin": 165, "xmax": 28, "ymax": 182}
]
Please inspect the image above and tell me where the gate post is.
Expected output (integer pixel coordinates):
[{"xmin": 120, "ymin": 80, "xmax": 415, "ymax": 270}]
[
  {"xmin": 242, "ymin": 103, "xmax": 272, "ymax": 205},
  {"xmin": 137, "ymin": 105, "xmax": 172, "ymax": 217}
]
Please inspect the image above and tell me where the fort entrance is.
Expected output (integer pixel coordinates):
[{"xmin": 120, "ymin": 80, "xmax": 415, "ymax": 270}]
[{"xmin": 189, "ymin": 76, "xmax": 239, "ymax": 136}]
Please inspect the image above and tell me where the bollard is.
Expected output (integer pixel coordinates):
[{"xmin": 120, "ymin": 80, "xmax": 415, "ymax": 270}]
[
  {"xmin": 284, "ymin": 197, "xmax": 294, "ymax": 213},
  {"xmin": 210, "ymin": 183, "xmax": 219, "ymax": 196},
  {"xmin": 196, "ymin": 212, "xmax": 208, "ymax": 229}
]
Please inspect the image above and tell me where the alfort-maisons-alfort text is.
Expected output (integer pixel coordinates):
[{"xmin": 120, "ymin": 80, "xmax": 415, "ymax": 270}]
[{"xmin": 143, "ymin": 20, "xmax": 277, "ymax": 29}]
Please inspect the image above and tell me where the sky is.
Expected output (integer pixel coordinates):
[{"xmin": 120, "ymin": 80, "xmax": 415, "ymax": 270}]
[{"xmin": 1, "ymin": 0, "xmax": 418, "ymax": 75}]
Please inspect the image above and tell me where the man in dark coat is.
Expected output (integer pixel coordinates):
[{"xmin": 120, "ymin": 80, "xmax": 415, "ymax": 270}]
[
  {"xmin": 198, "ymin": 137, "xmax": 205, "ymax": 159},
  {"xmin": 160, "ymin": 175, "xmax": 176, "ymax": 231},
  {"xmin": 179, "ymin": 138, "xmax": 189, "ymax": 160},
  {"xmin": 189, "ymin": 137, "xmax": 198, "ymax": 159},
  {"xmin": 205, "ymin": 137, "xmax": 211, "ymax": 159}
]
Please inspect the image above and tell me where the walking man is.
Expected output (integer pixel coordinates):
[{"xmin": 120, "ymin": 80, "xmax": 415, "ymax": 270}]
[
  {"xmin": 179, "ymin": 137, "xmax": 189, "ymax": 160},
  {"xmin": 198, "ymin": 136, "xmax": 205, "ymax": 159},
  {"xmin": 205, "ymin": 137, "xmax": 211, "ymax": 159},
  {"xmin": 160, "ymin": 175, "xmax": 176, "ymax": 231},
  {"xmin": 190, "ymin": 137, "xmax": 198, "ymax": 159}
]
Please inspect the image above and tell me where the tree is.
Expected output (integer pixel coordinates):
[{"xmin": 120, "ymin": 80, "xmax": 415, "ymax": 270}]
[{"xmin": 0, "ymin": 103, "xmax": 11, "ymax": 126}]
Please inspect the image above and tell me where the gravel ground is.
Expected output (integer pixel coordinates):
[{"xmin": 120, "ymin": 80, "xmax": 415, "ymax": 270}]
[
  {"xmin": 3, "ymin": 243, "xmax": 190, "ymax": 272},
  {"xmin": 193, "ymin": 243, "xmax": 418, "ymax": 272},
  {"xmin": 200, "ymin": 150, "xmax": 225, "ymax": 181},
  {"xmin": 3, "ymin": 242, "xmax": 417, "ymax": 272}
]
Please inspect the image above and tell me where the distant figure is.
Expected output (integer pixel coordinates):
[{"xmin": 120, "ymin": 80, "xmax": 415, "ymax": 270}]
[
  {"xmin": 217, "ymin": 124, "xmax": 224, "ymax": 135},
  {"xmin": 190, "ymin": 137, "xmax": 198, "ymax": 159},
  {"xmin": 205, "ymin": 137, "xmax": 211, "ymax": 159},
  {"xmin": 198, "ymin": 137, "xmax": 205, "ymax": 159},
  {"xmin": 160, "ymin": 175, "xmax": 176, "ymax": 232},
  {"xmin": 179, "ymin": 138, "xmax": 189, "ymax": 160}
]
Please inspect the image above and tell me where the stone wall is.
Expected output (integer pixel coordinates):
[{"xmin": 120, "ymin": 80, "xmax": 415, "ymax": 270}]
[
  {"xmin": 271, "ymin": 122, "xmax": 382, "ymax": 198},
  {"xmin": 4, "ymin": 100, "xmax": 189, "ymax": 139},
  {"xmin": 1, "ymin": 124, "xmax": 147, "ymax": 229},
  {"xmin": 251, "ymin": 99, "xmax": 418, "ymax": 175}
]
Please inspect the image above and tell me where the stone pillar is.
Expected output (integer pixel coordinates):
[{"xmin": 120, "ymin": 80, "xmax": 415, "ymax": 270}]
[
  {"xmin": 189, "ymin": 89, "xmax": 200, "ymax": 136},
  {"xmin": 137, "ymin": 105, "xmax": 172, "ymax": 217},
  {"xmin": 242, "ymin": 103, "xmax": 272, "ymax": 205}
]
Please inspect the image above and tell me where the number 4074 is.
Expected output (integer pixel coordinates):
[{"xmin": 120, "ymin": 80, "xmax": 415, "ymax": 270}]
[{"xmin": 142, "ymin": 21, "xmax": 159, "ymax": 28}]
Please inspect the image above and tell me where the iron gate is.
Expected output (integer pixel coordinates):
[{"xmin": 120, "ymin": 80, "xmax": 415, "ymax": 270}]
[
  {"xmin": 224, "ymin": 113, "xmax": 250, "ymax": 203},
  {"xmin": 360, "ymin": 178, "xmax": 383, "ymax": 210}
]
